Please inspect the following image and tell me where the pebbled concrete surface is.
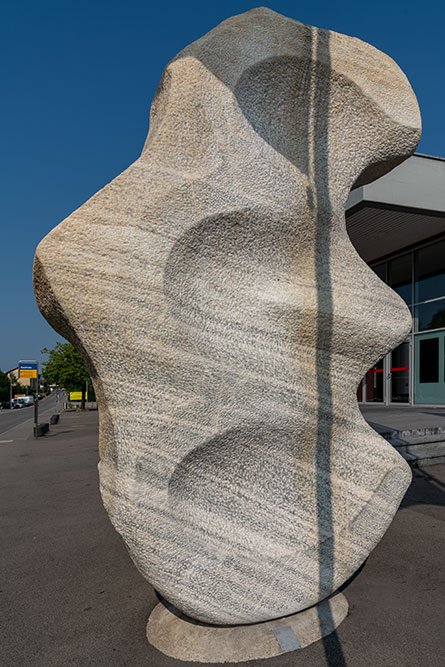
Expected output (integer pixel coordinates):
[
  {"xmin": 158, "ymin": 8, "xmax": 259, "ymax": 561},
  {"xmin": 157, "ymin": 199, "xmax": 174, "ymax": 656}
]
[{"xmin": 1, "ymin": 409, "xmax": 444, "ymax": 667}]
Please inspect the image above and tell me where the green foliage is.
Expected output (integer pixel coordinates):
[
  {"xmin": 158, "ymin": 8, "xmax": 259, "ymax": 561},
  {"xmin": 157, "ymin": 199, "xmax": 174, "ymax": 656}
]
[
  {"xmin": 0, "ymin": 371, "xmax": 10, "ymax": 401},
  {"xmin": 0, "ymin": 371, "xmax": 32, "ymax": 401},
  {"xmin": 86, "ymin": 378, "xmax": 96, "ymax": 402},
  {"xmin": 41, "ymin": 342, "xmax": 89, "ymax": 392}
]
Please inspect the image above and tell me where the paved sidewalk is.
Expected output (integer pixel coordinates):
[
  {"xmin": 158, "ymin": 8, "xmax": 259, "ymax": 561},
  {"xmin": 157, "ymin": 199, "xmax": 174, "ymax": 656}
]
[
  {"xmin": 1, "ymin": 410, "xmax": 445, "ymax": 666},
  {"xmin": 361, "ymin": 405, "xmax": 445, "ymax": 466},
  {"xmin": 360, "ymin": 404, "xmax": 445, "ymax": 434}
]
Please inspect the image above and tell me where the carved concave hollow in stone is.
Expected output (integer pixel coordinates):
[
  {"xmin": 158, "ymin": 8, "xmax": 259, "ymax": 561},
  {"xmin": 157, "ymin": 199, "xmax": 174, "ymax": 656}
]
[{"xmin": 34, "ymin": 7, "xmax": 420, "ymax": 626}]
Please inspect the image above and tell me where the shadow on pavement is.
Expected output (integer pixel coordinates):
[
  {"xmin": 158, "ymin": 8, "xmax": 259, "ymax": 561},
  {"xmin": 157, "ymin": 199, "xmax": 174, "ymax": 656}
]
[{"xmin": 401, "ymin": 467, "xmax": 445, "ymax": 509}]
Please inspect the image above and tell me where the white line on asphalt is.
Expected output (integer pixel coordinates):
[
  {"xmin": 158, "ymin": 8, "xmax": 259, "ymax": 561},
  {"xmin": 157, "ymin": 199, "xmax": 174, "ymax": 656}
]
[{"xmin": 0, "ymin": 440, "xmax": 13, "ymax": 443}]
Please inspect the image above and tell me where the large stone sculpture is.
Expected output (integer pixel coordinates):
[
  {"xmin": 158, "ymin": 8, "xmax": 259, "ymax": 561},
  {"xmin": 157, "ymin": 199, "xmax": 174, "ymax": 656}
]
[{"xmin": 34, "ymin": 7, "xmax": 421, "ymax": 659}]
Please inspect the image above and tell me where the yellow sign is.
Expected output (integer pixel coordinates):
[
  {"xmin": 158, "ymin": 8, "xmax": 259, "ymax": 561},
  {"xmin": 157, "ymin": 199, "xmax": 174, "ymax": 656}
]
[
  {"xmin": 69, "ymin": 392, "xmax": 87, "ymax": 401},
  {"xmin": 19, "ymin": 369, "xmax": 37, "ymax": 378}
]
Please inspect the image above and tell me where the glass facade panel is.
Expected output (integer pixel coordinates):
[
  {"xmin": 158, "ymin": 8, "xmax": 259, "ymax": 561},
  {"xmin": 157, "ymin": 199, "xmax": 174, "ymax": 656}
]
[
  {"xmin": 414, "ymin": 298, "xmax": 445, "ymax": 332},
  {"xmin": 361, "ymin": 238, "xmax": 445, "ymax": 405},
  {"xmin": 419, "ymin": 338, "xmax": 439, "ymax": 383},
  {"xmin": 414, "ymin": 239, "xmax": 445, "ymax": 303},
  {"xmin": 415, "ymin": 332, "xmax": 445, "ymax": 404},
  {"xmin": 390, "ymin": 341, "xmax": 410, "ymax": 402},
  {"xmin": 388, "ymin": 253, "xmax": 412, "ymax": 305},
  {"xmin": 365, "ymin": 358, "xmax": 384, "ymax": 402}
]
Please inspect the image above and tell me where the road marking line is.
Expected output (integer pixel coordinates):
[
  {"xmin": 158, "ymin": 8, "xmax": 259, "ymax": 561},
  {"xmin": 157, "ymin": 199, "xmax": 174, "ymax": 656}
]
[{"xmin": 0, "ymin": 440, "xmax": 13, "ymax": 443}]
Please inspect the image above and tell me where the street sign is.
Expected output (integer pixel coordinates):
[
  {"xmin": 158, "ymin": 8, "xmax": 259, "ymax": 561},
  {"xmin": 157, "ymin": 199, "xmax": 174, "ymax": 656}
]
[
  {"xmin": 69, "ymin": 391, "xmax": 87, "ymax": 401},
  {"xmin": 19, "ymin": 361, "xmax": 38, "ymax": 379},
  {"xmin": 18, "ymin": 360, "xmax": 41, "ymax": 440}
]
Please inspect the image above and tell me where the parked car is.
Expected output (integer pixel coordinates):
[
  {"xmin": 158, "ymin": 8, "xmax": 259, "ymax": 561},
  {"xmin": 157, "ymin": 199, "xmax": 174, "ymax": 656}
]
[{"xmin": 1, "ymin": 400, "xmax": 22, "ymax": 409}]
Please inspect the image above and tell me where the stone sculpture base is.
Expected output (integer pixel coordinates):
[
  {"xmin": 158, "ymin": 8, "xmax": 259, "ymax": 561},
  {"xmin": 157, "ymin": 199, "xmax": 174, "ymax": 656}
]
[{"xmin": 147, "ymin": 592, "xmax": 348, "ymax": 663}]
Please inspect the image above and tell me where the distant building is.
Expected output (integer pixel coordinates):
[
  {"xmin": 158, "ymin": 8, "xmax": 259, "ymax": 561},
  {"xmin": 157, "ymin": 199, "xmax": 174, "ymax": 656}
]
[
  {"xmin": 6, "ymin": 367, "xmax": 37, "ymax": 391},
  {"xmin": 346, "ymin": 153, "xmax": 445, "ymax": 406}
]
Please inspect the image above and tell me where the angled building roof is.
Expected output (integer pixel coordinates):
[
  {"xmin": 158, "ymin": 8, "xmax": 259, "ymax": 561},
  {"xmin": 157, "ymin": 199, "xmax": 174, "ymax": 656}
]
[{"xmin": 346, "ymin": 154, "xmax": 445, "ymax": 263}]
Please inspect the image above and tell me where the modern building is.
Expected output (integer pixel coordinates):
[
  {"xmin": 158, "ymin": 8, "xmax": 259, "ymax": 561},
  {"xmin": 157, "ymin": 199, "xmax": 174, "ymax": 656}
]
[{"xmin": 346, "ymin": 153, "xmax": 445, "ymax": 406}]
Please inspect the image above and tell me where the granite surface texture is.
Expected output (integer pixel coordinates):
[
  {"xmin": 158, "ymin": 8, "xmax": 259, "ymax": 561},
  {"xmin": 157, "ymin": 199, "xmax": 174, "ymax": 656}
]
[{"xmin": 34, "ymin": 8, "xmax": 421, "ymax": 625}]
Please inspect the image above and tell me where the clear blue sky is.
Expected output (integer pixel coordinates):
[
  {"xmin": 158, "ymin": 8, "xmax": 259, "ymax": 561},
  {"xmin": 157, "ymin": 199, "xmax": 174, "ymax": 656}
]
[{"xmin": 1, "ymin": 0, "xmax": 444, "ymax": 373}]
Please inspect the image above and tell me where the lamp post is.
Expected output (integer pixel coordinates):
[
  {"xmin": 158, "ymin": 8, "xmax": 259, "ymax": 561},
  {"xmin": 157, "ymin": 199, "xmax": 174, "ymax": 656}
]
[{"xmin": 34, "ymin": 389, "xmax": 38, "ymax": 438}]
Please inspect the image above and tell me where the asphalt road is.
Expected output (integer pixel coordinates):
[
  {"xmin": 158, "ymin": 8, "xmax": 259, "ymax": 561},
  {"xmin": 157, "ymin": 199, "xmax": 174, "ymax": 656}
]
[
  {"xmin": 0, "ymin": 392, "xmax": 59, "ymax": 437},
  {"xmin": 1, "ymin": 410, "xmax": 445, "ymax": 667}
]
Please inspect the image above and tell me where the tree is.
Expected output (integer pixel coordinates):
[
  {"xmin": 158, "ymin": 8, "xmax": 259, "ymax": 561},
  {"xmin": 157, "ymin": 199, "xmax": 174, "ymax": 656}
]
[
  {"xmin": 0, "ymin": 371, "xmax": 10, "ymax": 402},
  {"xmin": 41, "ymin": 342, "xmax": 90, "ymax": 409},
  {"xmin": 0, "ymin": 371, "xmax": 33, "ymax": 402}
]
